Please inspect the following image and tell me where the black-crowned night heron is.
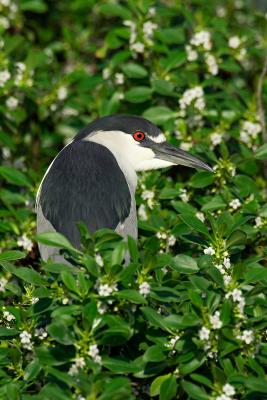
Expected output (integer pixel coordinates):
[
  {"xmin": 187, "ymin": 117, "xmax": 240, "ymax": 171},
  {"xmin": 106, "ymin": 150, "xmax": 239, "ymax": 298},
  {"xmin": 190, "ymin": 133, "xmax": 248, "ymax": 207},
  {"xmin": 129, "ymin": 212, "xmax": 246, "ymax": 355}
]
[{"xmin": 36, "ymin": 114, "xmax": 212, "ymax": 260}]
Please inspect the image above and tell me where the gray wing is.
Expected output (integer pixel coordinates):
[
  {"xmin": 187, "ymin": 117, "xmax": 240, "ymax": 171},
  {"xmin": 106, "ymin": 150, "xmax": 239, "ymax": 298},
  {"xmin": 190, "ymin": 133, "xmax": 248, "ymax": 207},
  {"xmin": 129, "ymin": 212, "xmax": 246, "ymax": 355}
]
[{"xmin": 37, "ymin": 140, "xmax": 131, "ymax": 248}]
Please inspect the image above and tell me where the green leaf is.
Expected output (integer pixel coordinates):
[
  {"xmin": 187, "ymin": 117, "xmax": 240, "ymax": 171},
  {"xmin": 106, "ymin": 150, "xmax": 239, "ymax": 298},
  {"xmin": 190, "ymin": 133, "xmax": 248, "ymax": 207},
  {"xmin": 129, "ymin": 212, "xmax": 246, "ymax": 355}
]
[
  {"xmin": 255, "ymin": 143, "xmax": 267, "ymax": 160},
  {"xmin": 150, "ymin": 374, "xmax": 171, "ymax": 397},
  {"xmin": 102, "ymin": 357, "xmax": 140, "ymax": 373},
  {"xmin": 0, "ymin": 250, "xmax": 25, "ymax": 262},
  {"xmin": 143, "ymin": 106, "xmax": 177, "ymax": 125},
  {"xmin": 23, "ymin": 359, "xmax": 42, "ymax": 382},
  {"xmin": 179, "ymin": 213, "xmax": 210, "ymax": 237},
  {"xmin": 121, "ymin": 62, "xmax": 148, "ymax": 78},
  {"xmin": 116, "ymin": 289, "xmax": 147, "ymax": 304},
  {"xmin": 171, "ymin": 254, "xmax": 199, "ymax": 274},
  {"xmin": 36, "ymin": 232, "xmax": 78, "ymax": 252},
  {"xmin": 160, "ymin": 375, "xmax": 177, "ymax": 400},
  {"xmin": 0, "ymin": 166, "xmax": 31, "ymax": 187},
  {"xmin": 189, "ymin": 171, "xmax": 215, "ymax": 188},
  {"xmin": 143, "ymin": 345, "xmax": 166, "ymax": 362},
  {"xmin": 99, "ymin": 3, "xmax": 131, "ymax": 19},
  {"xmin": 151, "ymin": 80, "xmax": 176, "ymax": 96},
  {"xmin": 61, "ymin": 271, "xmax": 80, "ymax": 295},
  {"xmin": 244, "ymin": 266, "xmax": 267, "ymax": 283},
  {"xmin": 182, "ymin": 381, "xmax": 209, "ymax": 400},
  {"xmin": 47, "ymin": 322, "xmax": 74, "ymax": 345},
  {"xmin": 226, "ymin": 230, "xmax": 246, "ymax": 247},
  {"xmin": 124, "ymin": 86, "xmax": 153, "ymax": 103}
]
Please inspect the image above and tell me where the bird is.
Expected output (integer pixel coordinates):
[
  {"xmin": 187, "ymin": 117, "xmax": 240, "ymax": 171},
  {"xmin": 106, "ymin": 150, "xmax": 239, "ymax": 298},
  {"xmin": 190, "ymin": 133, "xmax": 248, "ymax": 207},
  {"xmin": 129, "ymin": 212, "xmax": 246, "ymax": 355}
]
[{"xmin": 36, "ymin": 114, "xmax": 213, "ymax": 261}]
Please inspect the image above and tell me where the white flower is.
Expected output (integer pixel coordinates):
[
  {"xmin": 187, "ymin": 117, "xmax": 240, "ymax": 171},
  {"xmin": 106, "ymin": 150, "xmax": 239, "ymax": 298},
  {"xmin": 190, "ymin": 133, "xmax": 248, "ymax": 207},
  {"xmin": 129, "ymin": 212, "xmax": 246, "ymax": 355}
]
[
  {"xmin": 0, "ymin": 277, "xmax": 8, "ymax": 292},
  {"xmin": 57, "ymin": 86, "xmax": 68, "ymax": 100},
  {"xmin": 216, "ymin": 6, "xmax": 226, "ymax": 17},
  {"xmin": 215, "ymin": 264, "xmax": 225, "ymax": 274},
  {"xmin": 6, "ymin": 97, "xmax": 18, "ymax": 110},
  {"xmin": 167, "ymin": 235, "xmax": 176, "ymax": 247},
  {"xmin": 141, "ymin": 190, "xmax": 154, "ymax": 208},
  {"xmin": 196, "ymin": 212, "xmax": 205, "ymax": 222},
  {"xmin": 131, "ymin": 42, "xmax": 145, "ymax": 53},
  {"xmin": 180, "ymin": 142, "xmax": 192, "ymax": 151},
  {"xmin": 98, "ymin": 283, "xmax": 113, "ymax": 297},
  {"xmin": 190, "ymin": 30, "xmax": 212, "ymax": 51},
  {"xmin": 148, "ymin": 7, "xmax": 156, "ymax": 16},
  {"xmin": 34, "ymin": 328, "xmax": 48, "ymax": 340},
  {"xmin": 223, "ymin": 257, "xmax": 231, "ymax": 269},
  {"xmin": 143, "ymin": 21, "xmax": 157, "ymax": 38},
  {"xmin": 68, "ymin": 364, "xmax": 78, "ymax": 376},
  {"xmin": 223, "ymin": 275, "xmax": 232, "ymax": 286},
  {"xmin": 97, "ymin": 301, "xmax": 107, "ymax": 315},
  {"xmin": 229, "ymin": 36, "xmax": 241, "ymax": 49},
  {"xmin": 75, "ymin": 357, "xmax": 86, "ymax": 368},
  {"xmin": 62, "ymin": 107, "xmax": 78, "ymax": 117},
  {"xmin": 88, "ymin": 344, "xmax": 99, "ymax": 358},
  {"xmin": 255, "ymin": 216, "xmax": 263, "ymax": 228},
  {"xmin": 19, "ymin": 330, "xmax": 32, "ymax": 349},
  {"xmin": 102, "ymin": 68, "xmax": 111, "ymax": 80},
  {"xmin": 62, "ymin": 297, "xmax": 69, "ymax": 304},
  {"xmin": 237, "ymin": 329, "xmax": 254, "ymax": 344},
  {"xmin": 95, "ymin": 253, "xmax": 103, "ymax": 267},
  {"xmin": 88, "ymin": 344, "xmax": 102, "ymax": 364},
  {"xmin": 205, "ymin": 53, "xmax": 218, "ymax": 75},
  {"xmin": 179, "ymin": 86, "xmax": 205, "ymax": 110},
  {"xmin": 222, "ymin": 383, "xmax": 235, "ymax": 396},
  {"xmin": 185, "ymin": 45, "xmax": 198, "ymax": 61},
  {"xmin": 0, "ymin": 69, "xmax": 11, "ymax": 87},
  {"xmin": 210, "ymin": 132, "xmax": 222, "ymax": 147},
  {"xmin": 68, "ymin": 357, "xmax": 86, "ymax": 375},
  {"xmin": 114, "ymin": 72, "xmax": 124, "ymax": 85},
  {"xmin": 179, "ymin": 188, "xmax": 189, "ymax": 202},
  {"xmin": 0, "ymin": 16, "xmax": 10, "ymax": 29},
  {"xmin": 31, "ymin": 297, "xmax": 39, "ymax": 304},
  {"xmin": 20, "ymin": 331, "xmax": 32, "ymax": 344},
  {"xmin": 199, "ymin": 326, "xmax": 210, "ymax": 340},
  {"xmin": 215, "ymin": 395, "xmax": 231, "ymax": 400},
  {"xmin": 0, "ymin": 0, "xmax": 11, "ymax": 7},
  {"xmin": 240, "ymin": 121, "xmax": 261, "ymax": 144},
  {"xmin": 168, "ymin": 335, "xmax": 180, "ymax": 348},
  {"xmin": 232, "ymin": 288, "xmax": 243, "ymax": 302},
  {"xmin": 204, "ymin": 246, "xmax": 215, "ymax": 255},
  {"xmin": 138, "ymin": 204, "xmax": 148, "ymax": 220},
  {"xmin": 229, "ymin": 198, "xmax": 241, "ymax": 210},
  {"xmin": 3, "ymin": 311, "xmax": 15, "ymax": 321},
  {"xmin": 139, "ymin": 282, "xmax": 150, "ymax": 297},
  {"xmin": 16, "ymin": 62, "xmax": 26, "ymax": 72},
  {"xmin": 209, "ymin": 311, "xmax": 223, "ymax": 329},
  {"xmin": 17, "ymin": 234, "xmax": 33, "ymax": 252}
]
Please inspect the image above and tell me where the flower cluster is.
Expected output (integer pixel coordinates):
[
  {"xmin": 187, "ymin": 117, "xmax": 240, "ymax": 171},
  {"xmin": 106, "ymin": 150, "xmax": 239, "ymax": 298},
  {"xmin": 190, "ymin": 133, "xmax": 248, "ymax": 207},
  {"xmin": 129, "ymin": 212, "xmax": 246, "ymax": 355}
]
[
  {"xmin": 123, "ymin": 17, "xmax": 157, "ymax": 56},
  {"xmin": 186, "ymin": 30, "xmax": 218, "ymax": 75},
  {"xmin": 139, "ymin": 281, "xmax": 150, "ymax": 297},
  {"xmin": 17, "ymin": 234, "xmax": 33, "ymax": 252},
  {"xmin": 216, "ymin": 383, "xmax": 236, "ymax": 400},
  {"xmin": 88, "ymin": 344, "xmax": 102, "ymax": 364},
  {"xmin": 141, "ymin": 189, "xmax": 155, "ymax": 209},
  {"xmin": 156, "ymin": 231, "xmax": 176, "ymax": 252},
  {"xmin": 240, "ymin": 120, "xmax": 261, "ymax": 148},
  {"xmin": 68, "ymin": 357, "xmax": 86, "ymax": 375},
  {"xmin": 226, "ymin": 288, "xmax": 245, "ymax": 315},
  {"xmin": 179, "ymin": 86, "xmax": 205, "ymax": 113},
  {"xmin": 19, "ymin": 331, "xmax": 33, "ymax": 351},
  {"xmin": 97, "ymin": 282, "xmax": 118, "ymax": 297}
]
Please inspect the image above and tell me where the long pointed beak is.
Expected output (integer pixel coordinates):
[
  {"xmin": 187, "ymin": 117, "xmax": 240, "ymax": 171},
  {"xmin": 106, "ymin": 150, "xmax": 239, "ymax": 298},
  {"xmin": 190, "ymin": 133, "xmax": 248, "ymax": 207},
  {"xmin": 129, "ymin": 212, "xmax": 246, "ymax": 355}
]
[{"xmin": 153, "ymin": 142, "xmax": 214, "ymax": 173}]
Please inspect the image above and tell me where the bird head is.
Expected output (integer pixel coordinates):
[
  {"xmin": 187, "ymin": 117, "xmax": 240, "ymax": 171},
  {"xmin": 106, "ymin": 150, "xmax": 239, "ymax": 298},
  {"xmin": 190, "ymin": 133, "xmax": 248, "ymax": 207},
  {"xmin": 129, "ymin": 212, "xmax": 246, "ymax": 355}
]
[{"xmin": 75, "ymin": 114, "xmax": 213, "ymax": 173}]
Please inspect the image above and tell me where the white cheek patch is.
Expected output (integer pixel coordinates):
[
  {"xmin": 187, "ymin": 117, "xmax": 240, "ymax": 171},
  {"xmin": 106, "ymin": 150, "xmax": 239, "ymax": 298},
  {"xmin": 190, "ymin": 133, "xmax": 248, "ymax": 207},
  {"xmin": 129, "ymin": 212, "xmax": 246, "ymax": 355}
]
[
  {"xmin": 147, "ymin": 133, "xmax": 166, "ymax": 143},
  {"xmin": 86, "ymin": 130, "xmax": 171, "ymax": 173}
]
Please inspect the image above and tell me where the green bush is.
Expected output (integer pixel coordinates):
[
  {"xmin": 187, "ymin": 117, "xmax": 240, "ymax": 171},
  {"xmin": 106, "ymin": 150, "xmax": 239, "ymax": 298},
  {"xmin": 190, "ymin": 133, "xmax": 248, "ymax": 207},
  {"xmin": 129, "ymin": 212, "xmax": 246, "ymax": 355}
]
[{"xmin": 0, "ymin": 0, "xmax": 267, "ymax": 399}]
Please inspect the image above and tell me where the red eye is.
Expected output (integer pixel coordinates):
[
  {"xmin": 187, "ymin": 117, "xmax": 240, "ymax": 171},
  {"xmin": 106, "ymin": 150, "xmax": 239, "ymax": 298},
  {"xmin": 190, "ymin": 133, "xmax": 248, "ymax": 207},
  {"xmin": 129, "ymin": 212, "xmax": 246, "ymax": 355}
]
[{"xmin": 133, "ymin": 131, "xmax": 145, "ymax": 141}]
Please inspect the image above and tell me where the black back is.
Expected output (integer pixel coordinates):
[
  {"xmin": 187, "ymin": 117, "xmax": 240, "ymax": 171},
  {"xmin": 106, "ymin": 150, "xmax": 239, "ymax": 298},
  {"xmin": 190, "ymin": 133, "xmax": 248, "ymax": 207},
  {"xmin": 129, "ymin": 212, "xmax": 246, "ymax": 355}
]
[{"xmin": 39, "ymin": 140, "xmax": 131, "ymax": 247}]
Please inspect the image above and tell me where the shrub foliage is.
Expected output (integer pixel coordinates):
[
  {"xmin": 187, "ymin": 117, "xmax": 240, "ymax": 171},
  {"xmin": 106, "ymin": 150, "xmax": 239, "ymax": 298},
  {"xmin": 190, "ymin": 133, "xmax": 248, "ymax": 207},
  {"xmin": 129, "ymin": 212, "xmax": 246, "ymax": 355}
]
[{"xmin": 0, "ymin": 0, "xmax": 267, "ymax": 399}]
